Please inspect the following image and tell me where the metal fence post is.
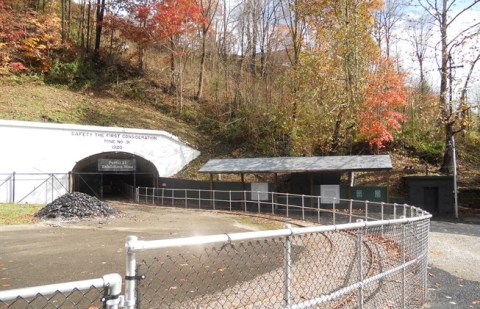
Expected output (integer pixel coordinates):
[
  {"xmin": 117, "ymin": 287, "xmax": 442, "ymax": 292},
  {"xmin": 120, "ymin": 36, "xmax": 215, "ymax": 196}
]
[
  {"xmin": 244, "ymin": 191, "xmax": 247, "ymax": 212},
  {"xmin": 125, "ymin": 236, "xmax": 138, "ymax": 309},
  {"xmin": 161, "ymin": 188, "xmax": 164, "ymax": 205},
  {"xmin": 213, "ymin": 190, "xmax": 216, "ymax": 210},
  {"xmin": 302, "ymin": 195, "xmax": 305, "ymax": 220},
  {"xmin": 365, "ymin": 200, "xmax": 369, "ymax": 222},
  {"xmin": 423, "ymin": 220, "xmax": 430, "ymax": 303},
  {"xmin": 271, "ymin": 192, "xmax": 274, "ymax": 215},
  {"xmin": 12, "ymin": 172, "xmax": 16, "ymax": 203},
  {"xmin": 402, "ymin": 222, "xmax": 406, "ymax": 309},
  {"xmin": 332, "ymin": 198, "xmax": 336, "ymax": 225},
  {"xmin": 199, "ymin": 190, "xmax": 201, "ymax": 209},
  {"xmin": 393, "ymin": 203, "xmax": 397, "ymax": 219},
  {"xmin": 357, "ymin": 219, "xmax": 364, "ymax": 309},
  {"xmin": 258, "ymin": 193, "xmax": 260, "ymax": 213},
  {"xmin": 381, "ymin": 202, "xmax": 385, "ymax": 236},
  {"xmin": 349, "ymin": 199, "xmax": 353, "ymax": 223},
  {"xmin": 284, "ymin": 224, "xmax": 292, "ymax": 307},
  {"xmin": 51, "ymin": 174, "xmax": 54, "ymax": 203},
  {"xmin": 185, "ymin": 189, "xmax": 187, "ymax": 208},
  {"xmin": 317, "ymin": 196, "xmax": 321, "ymax": 223},
  {"xmin": 103, "ymin": 273, "xmax": 123, "ymax": 309},
  {"xmin": 229, "ymin": 191, "xmax": 232, "ymax": 211},
  {"xmin": 286, "ymin": 194, "xmax": 289, "ymax": 218}
]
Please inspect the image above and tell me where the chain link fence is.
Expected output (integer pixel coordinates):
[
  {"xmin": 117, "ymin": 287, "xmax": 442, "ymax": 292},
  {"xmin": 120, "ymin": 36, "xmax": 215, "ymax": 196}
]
[
  {"xmin": 125, "ymin": 202, "xmax": 430, "ymax": 309},
  {"xmin": 1, "ymin": 188, "xmax": 431, "ymax": 308},
  {"xmin": 0, "ymin": 274, "xmax": 123, "ymax": 309}
]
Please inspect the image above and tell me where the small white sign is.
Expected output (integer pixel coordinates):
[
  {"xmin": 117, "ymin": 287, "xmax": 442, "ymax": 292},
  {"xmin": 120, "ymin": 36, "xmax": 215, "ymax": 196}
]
[
  {"xmin": 251, "ymin": 183, "xmax": 269, "ymax": 201},
  {"xmin": 321, "ymin": 185, "xmax": 340, "ymax": 204}
]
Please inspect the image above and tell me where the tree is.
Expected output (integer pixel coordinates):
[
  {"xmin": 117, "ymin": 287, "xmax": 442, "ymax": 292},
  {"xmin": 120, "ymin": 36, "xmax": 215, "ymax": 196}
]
[
  {"xmin": 93, "ymin": 0, "xmax": 106, "ymax": 61},
  {"xmin": 305, "ymin": 0, "xmax": 382, "ymax": 153},
  {"xmin": 152, "ymin": 0, "xmax": 206, "ymax": 92},
  {"xmin": 0, "ymin": 1, "xmax": 63, "ymax": 72},
  {"xmin": 195, "ymin": 0, "xmax": 218, "ymax": 100},
  {"xmin": 359, "ymin": 57, "xmax": 408, "ymax": 151},
  {"xmin": 408, "ymin": 13, "xmax": 434, "ymax": 94},
  {"xmin": 416, "ymin": 0, "xmax": 480, "ymax": 174},
  {"xmin": 373, "ymin": 0, "xmax": 404, "ymax": 58},
  {"xmin": 279, "ymin": 0, "xmax": 306, "ymax": 68},
  {"xmin": 116, "ymin": 0, "xmax": 156, "ymax": 70},
  {"xmin": 258, "ymin": 0, "xmax": 281, "ymax": 77}
]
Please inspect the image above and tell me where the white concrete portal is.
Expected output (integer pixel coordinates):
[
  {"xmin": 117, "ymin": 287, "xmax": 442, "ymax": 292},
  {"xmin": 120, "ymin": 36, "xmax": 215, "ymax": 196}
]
[{"xmin": 0, "ymin": 119, "xmax": 200, "ymax": 203}]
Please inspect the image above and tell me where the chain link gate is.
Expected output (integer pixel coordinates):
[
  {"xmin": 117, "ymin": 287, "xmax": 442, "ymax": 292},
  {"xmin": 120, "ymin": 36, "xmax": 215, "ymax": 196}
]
[{"xmin": 0, "ymin": 274, "xmax": 123, "ymax": 309}]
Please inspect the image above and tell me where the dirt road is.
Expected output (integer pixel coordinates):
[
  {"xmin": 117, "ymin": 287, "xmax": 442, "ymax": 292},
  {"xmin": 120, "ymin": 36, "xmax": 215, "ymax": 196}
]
[{"xmin": 0, "ymin": 202, "xmax": 282, "ymax": 289}]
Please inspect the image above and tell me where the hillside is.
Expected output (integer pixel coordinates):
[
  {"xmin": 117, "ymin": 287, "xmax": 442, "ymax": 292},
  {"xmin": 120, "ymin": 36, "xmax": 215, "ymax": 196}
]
[
  {"xmin": 1, "ymin": 77, "xmax": 479, "ymax": 203},
  {"xmin": 0, "ymin": 77, "xmax": 221, "ymax": 180}
]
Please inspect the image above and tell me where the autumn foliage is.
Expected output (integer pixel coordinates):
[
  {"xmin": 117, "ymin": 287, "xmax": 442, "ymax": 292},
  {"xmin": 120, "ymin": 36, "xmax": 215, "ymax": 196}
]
[
  {"xmin": 116, "ymin": 0, "xmax": 206, "ymax": 53},
  {"xmin": 0, "ymin": 1, "xmax": 63, "ymax": 72},
  {"xmin": 359, "ymin": 57, "xmax": 408, "ymax": 151},
  {"xmin": 153, "ymin": 0, "xmax": 206, "ymax": 40}
]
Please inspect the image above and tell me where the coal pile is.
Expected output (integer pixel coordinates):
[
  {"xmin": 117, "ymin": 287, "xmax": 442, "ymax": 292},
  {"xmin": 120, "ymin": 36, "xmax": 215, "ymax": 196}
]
[{"xmin": 36, "ymin": 192, "xmax": 118, "ymax": 219}]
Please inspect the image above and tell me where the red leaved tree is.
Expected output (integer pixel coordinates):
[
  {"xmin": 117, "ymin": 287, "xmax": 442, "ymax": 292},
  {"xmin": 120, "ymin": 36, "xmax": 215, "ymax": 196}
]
[
  {"xmin": 116, "ymin": 0, "xmax": 205, "ymax": 82},
  {"xmin": 359, "ymin": 57, "xmax": 408, "ymax": 152},
  {"xmin": 114, "ymin": 1, "xmax": 157, "ymax": 70},
  {"xmin": 152, "ymin": 0, "xmax": 205, "ymax": 40},
  {"xmin": 152, "ymin": 0, "xmax": 206, "ymax": 93}
]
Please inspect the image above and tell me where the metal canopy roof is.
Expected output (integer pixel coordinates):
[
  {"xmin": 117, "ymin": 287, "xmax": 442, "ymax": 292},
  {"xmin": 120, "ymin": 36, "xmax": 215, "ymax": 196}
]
[{"xmin": 199, "ymin": 155, "xmax": 392, "ymax": 174}]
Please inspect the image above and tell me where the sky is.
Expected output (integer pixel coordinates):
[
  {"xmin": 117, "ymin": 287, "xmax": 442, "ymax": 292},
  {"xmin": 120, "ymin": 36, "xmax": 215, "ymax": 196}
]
[{"xmin": 394, "ymin": 1, "xmax": 480, "ymax": 104}]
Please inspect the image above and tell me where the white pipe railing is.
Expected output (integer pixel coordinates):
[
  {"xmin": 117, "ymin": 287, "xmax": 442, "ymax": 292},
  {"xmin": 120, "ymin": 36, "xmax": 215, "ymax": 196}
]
[
  {"xmin": 125, "ymin": 216, "xmax": 431, "ymax": 308},
  {"xmin": 0, "ymin": 273, "xmax": 123, "ymax": 309},
  {"xmin": 126, "ymin": 188, "xmax": 431, "ymax": 309},
  {"xmin": 134, "ymin": 187, "xmax": 430, "ymax": 224}
]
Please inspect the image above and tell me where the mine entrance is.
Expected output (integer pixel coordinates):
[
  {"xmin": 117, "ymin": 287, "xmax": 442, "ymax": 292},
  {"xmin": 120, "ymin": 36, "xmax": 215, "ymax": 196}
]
[{"xmin": 72, "ymin": 152, "xmax": 158, "ymax": 199}]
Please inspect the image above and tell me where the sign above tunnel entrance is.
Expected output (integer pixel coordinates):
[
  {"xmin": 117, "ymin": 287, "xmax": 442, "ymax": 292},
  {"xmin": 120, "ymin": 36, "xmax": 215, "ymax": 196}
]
[{"xmin": 98, "ymin": 159, "xmax": 136, "ymax": 172}]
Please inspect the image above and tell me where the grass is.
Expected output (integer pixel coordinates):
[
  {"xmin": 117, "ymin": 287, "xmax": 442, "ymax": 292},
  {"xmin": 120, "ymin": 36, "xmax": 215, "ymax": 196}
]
[
  {"xmin": 0, "ymin": 77, "xmax": 203, "ymax": 148},
  {"xmin": 0, "ymin": 203, "xmax": 43, "ymax": 225}
]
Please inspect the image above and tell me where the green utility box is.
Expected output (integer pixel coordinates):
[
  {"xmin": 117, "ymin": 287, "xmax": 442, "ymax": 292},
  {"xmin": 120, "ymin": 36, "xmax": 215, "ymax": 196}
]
[{"xmin": 352, "ymin": 186, "xmax": 387, "ymax": 202}]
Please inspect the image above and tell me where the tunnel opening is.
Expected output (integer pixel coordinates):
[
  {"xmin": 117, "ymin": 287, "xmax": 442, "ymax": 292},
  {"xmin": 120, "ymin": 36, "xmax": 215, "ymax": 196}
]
[{"xmin": 71, "ymin": 152, "xmax": 158, "ymax": 200}]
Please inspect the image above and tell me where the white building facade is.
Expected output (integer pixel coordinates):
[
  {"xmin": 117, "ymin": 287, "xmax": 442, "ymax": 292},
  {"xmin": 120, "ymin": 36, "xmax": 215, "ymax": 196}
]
[{"xmin": 0, "ymin": 120, "xmax": 200, "ymax": 204}]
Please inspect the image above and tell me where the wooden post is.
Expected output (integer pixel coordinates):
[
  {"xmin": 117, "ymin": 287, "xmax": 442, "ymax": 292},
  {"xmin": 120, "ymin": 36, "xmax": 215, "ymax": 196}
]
[
  {"xmin": 309, "ymin": 173, "xmax": 314, "ymax": 196},
  {"xmin": 241, "ymin": 173, "xmax": 245, "ymax": 190},
  {"xmin": 241, "ymin": 173, "xmax": 246, "ymax": 210},
  {"xmin": 274, "ymin": 173, "xmax": 278, "ymax": 192},
  {"xmin": 209, "ymin": 173, "xmax": 214, "ymax": 206},
  {"xmin": 348, "ymin": 171, "xmax": 354, "ymax": 199},
  {"xmin": 309, "ymin": 173, "xmax": 314, "ymax": 207}
]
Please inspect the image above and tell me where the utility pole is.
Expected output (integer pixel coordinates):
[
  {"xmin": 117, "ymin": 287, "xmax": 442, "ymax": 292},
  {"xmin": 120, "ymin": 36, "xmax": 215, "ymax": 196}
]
[{"xmin": 447, "ymin": 54, "xmax": 463, "ymax": 219}]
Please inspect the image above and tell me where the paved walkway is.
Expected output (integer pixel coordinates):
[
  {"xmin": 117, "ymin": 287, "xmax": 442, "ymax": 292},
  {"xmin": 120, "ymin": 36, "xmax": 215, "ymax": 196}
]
[{"xmin": 426, "ymin": 214, "xmax": 480, "ymax": 308}]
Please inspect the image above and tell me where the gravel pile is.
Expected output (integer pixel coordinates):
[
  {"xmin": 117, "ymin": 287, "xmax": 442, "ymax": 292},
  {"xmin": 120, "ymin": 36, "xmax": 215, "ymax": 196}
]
[{"xmin": 35, "ymin": 192, "xmax": 118, "ymax": 219}]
